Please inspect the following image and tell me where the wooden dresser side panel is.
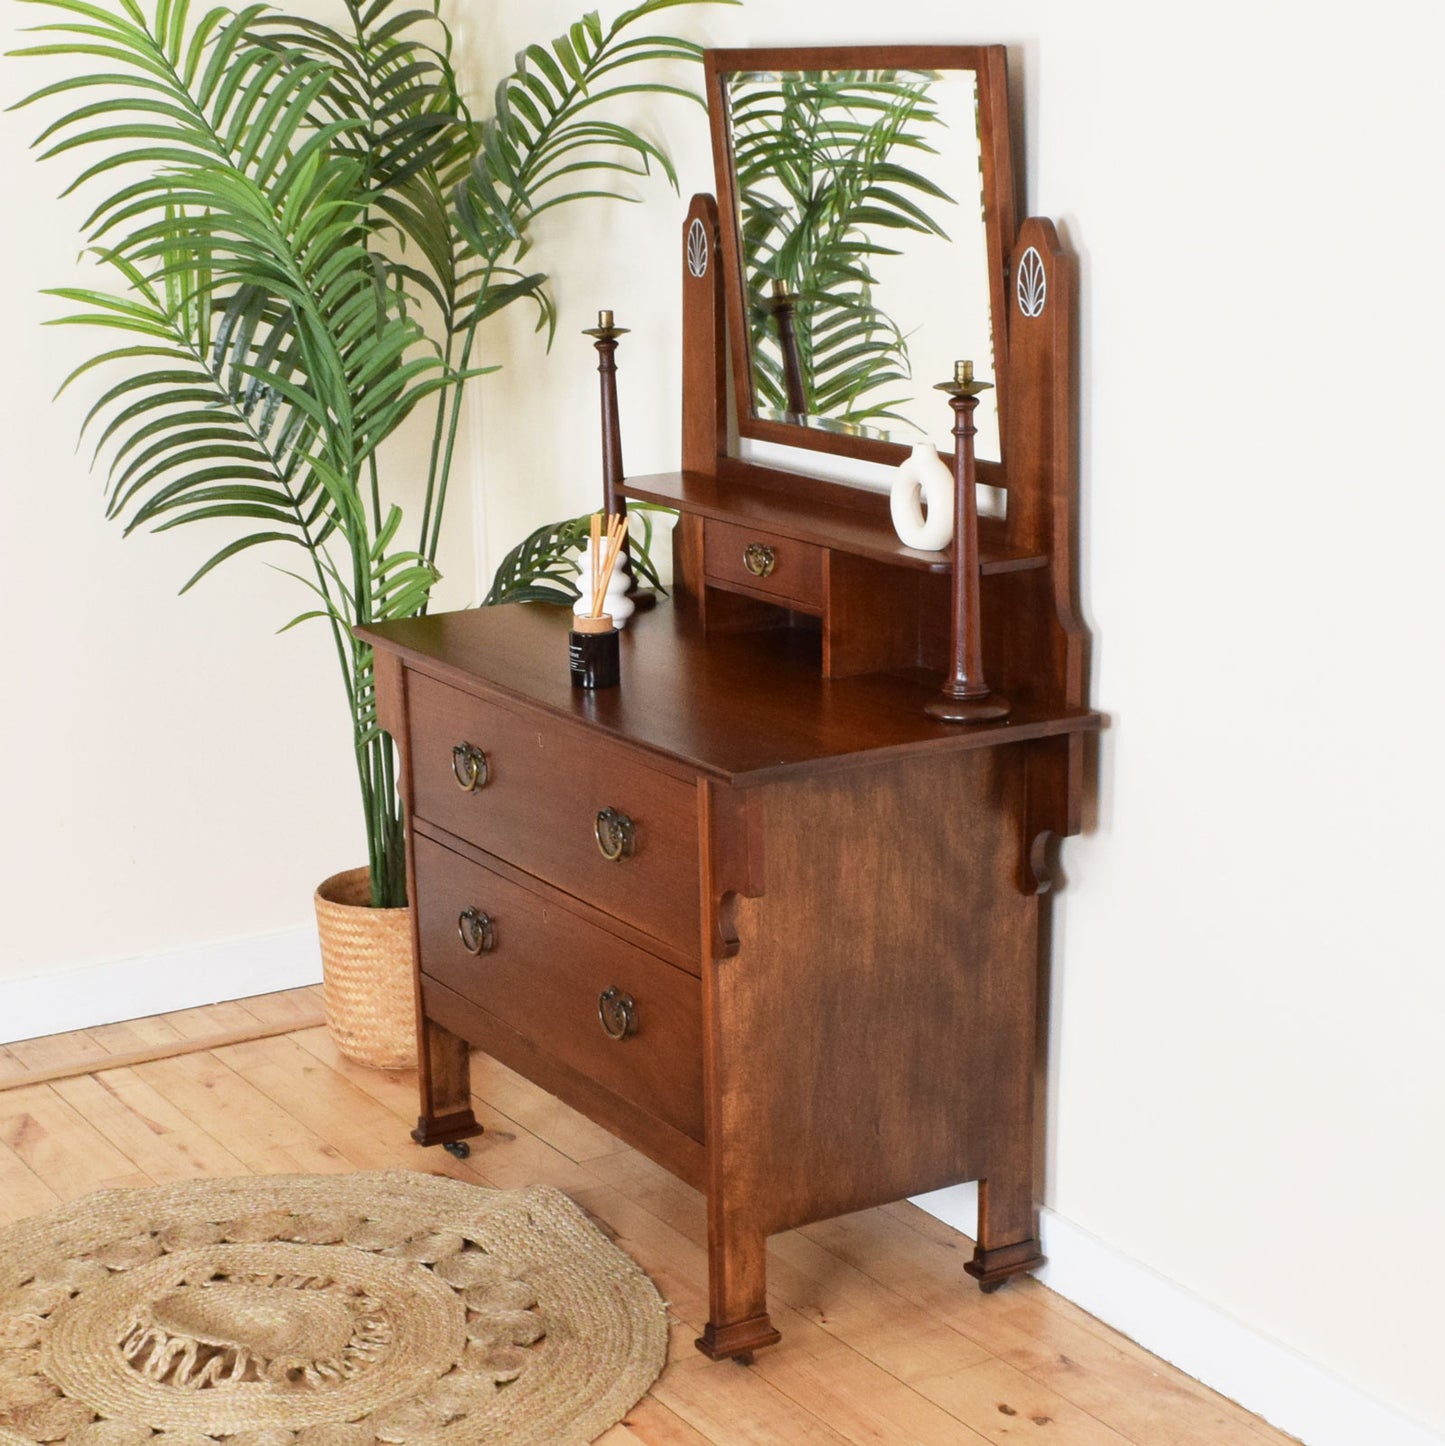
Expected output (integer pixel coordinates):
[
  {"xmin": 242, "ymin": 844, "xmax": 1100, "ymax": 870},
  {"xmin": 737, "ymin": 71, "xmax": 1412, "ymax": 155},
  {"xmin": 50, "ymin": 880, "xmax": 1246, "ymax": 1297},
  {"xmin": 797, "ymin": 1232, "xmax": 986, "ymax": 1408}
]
[{"xmin": 709, "ymin": 746, "xmax": 1038, "ymax": 1236}]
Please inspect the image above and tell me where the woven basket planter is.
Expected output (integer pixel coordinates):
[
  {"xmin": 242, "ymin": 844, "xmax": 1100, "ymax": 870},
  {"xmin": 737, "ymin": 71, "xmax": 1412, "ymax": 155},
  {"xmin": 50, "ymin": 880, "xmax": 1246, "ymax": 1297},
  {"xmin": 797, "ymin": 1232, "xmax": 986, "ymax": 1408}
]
[{"xmin": 315, "ymin": 866, "xmax": 418, "ymax": 1070}]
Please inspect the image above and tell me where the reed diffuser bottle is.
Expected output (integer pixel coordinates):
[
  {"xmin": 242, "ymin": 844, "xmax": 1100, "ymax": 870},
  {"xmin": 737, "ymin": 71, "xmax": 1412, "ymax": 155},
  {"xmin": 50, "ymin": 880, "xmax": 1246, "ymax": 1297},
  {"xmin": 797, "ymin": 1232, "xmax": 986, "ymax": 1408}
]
[{"xmin": 569, "ymin": 513, "xmax": 626, "ymax": 688}]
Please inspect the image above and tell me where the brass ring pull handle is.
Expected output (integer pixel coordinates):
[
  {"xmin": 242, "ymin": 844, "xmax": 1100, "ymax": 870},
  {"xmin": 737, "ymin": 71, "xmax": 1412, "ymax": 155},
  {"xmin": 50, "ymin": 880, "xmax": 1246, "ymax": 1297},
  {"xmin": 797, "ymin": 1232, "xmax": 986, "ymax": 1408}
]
[
  {"xmin": 743, "ymin": 542, "xmax": 776, "ymax": 578},
  {"xmin": 595, "ymin": 807, "xmax": 636, "ymax": 862},
  {"xmin": 451, "ymin": 743, "xmax": 489, "ymax": 792},
  {"xmin": 598, "ymin": 986, "xmax": 637, "ymax": 1040},
  {"xmin": 457, "ymin": 907, "xmax": 495, "ymax": 956}
]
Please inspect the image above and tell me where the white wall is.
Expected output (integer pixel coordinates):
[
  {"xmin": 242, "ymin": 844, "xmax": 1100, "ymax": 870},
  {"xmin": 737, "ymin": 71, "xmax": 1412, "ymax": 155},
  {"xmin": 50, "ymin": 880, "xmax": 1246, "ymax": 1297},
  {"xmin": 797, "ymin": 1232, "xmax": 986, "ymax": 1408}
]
[
  {"xmin": 3, "ymin": 0, "xmax": 1442, "ymax": 1438},
  {"xmin": 0, "ymin": 9, "xmax": 349, "ymax": 980},
  {"xmin": 0, "ymin": 3, "xmax": 477, "ymax": 986}
]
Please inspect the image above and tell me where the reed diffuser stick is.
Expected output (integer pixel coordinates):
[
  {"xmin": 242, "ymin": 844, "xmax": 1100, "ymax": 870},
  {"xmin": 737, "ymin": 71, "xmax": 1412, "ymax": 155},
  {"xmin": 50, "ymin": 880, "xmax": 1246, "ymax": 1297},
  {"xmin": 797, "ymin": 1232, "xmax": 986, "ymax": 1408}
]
[
  {"xmin": 588, "ymin": 513, "xmax": 628, "ymax": 620},
  {"xmin": 589, "ymin": 512, "xmax": 602, "ymax": 616},
  {"xmin": 605, "ymin": 515, "xmax": 626, "ymax": 596}
]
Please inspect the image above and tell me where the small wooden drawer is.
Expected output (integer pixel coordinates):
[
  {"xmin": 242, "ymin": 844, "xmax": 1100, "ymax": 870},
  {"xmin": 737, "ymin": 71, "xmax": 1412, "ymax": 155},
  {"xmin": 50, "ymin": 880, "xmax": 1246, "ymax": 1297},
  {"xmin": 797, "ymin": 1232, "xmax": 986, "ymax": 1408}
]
[
  {"xmin": 406, "ymin": 670, "xmax": 700, "ymax": 957},
  {"xmin": 703, "ymin": 518, "xmax": 824, "ymax": 611},
  {"xmin": 415, "ymin": 836, "xmax": 704, "ymax": 1142}
]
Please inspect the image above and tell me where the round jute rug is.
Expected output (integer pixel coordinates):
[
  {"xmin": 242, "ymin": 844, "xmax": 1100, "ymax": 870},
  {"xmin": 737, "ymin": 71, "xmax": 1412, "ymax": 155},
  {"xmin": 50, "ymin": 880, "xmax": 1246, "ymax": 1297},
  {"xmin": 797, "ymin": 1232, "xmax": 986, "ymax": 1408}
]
[{"xmin": 0, "ymin": 1170, "xmax": 668, "ymax": 1445}]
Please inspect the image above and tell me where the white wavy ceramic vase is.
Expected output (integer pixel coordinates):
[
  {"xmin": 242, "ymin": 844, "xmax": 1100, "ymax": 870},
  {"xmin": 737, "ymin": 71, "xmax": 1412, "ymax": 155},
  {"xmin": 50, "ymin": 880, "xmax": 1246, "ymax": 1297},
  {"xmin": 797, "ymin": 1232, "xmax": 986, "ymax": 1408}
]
[
  {"xmin": 572, "ymin": 538, "xmax": 635, "ymax": 627},
  {"xmin": 889, "ymin": 442, "xmax": 954, "ymax": 551}
]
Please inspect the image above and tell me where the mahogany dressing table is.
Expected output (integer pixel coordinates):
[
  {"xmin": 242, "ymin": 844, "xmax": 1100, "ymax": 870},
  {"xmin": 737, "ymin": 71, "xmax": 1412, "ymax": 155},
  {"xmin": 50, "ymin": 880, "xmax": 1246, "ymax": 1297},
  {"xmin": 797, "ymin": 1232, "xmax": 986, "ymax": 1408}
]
[{"xmin": 358, "ymin": 45, "xmax": 1097, "ymax": 1363}]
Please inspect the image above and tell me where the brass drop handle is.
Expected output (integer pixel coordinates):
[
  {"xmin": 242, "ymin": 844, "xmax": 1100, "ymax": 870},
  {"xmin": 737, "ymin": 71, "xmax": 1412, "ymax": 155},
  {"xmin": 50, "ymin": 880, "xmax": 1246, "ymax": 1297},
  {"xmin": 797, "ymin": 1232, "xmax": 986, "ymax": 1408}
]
[
  {"xmin": 599, "ymin": 987, "xmax": 637, "ymax": 1040},
  {"xmin": 457, "ymin": 908, "xmax": 495, "ymax": 956},
  {"xmin": 452, "ymin": 743, "xmax": 489, "ymax": 792},
  {"xmin": 743, "ymin": 541, "xmax": 776, "ymax": 578},
  {"xmin": 595, "ymin": 807, "xmax": 636, "ymax": 862}
]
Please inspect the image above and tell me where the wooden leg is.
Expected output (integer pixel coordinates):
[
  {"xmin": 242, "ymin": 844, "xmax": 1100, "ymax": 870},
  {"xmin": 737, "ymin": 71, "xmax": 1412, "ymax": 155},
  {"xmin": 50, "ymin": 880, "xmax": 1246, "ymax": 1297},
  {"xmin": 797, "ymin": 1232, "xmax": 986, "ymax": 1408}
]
[
  {"xmin": 410, "ymin": 1016, "xmax": 481, "ymax": 1149},
  {"xmin": 695, "ymin": 1202, "xmax": 781, "ymax": 1361},
  {"xmin": 964, "ymin": 1172, "xmax": 1043, "ymax": 1291}
]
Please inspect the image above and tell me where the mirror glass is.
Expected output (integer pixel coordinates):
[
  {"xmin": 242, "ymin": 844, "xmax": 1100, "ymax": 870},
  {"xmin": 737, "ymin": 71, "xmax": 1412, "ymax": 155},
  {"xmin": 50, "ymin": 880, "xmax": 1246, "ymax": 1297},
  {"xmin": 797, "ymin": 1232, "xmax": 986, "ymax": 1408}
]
[{"xmin": 719, "ymin": 64, "xmax": 1000, "ymax": 460}]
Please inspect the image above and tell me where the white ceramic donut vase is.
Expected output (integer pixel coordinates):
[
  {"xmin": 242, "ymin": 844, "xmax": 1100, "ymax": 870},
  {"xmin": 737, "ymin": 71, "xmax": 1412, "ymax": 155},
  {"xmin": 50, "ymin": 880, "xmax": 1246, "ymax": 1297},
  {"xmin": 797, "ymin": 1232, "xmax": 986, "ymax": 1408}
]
[{"xmin": 889, "ymin": 443, "xmax": 955, "ymax": 552}]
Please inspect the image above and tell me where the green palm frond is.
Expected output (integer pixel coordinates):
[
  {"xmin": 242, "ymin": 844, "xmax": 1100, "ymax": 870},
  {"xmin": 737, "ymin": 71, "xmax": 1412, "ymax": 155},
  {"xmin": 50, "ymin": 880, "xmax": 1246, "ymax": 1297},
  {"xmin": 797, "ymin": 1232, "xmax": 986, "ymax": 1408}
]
[
  {"xmin": 730, "ymin": 69, "xmax": 955, "ymax": 428},
  {"xmin": 13, "ymin": 0, "xmax": 719, "ymax": 907},
  {"xmin": 245, "ymin": 2, "xmax": 478, "ymax": 322},
  {"xmin": 484, "ymin": 513, "xmax": 592, "ymax": 607},
  {"xmin": 484, "ymin": 504, "xmax": 671, "ymax": 607},
  {"xmin": 427, "ymin": 0, "xmax": 732, "ymax": 563},
  {"xmin": 458, "ymin": 1, "xmax": 731, "ymax": 282},
  {"xmin": 369, "ymin": 505, "xmax": 442, "ymax": 622}
]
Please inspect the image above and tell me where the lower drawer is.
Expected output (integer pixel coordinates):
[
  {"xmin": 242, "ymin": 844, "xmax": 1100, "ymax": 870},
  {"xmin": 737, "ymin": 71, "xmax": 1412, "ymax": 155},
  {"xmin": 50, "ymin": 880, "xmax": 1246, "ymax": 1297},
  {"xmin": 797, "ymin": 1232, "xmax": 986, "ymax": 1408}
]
[{"xmin": 414, "ymin": 835, "xmax": 704, "ymax": 1143}]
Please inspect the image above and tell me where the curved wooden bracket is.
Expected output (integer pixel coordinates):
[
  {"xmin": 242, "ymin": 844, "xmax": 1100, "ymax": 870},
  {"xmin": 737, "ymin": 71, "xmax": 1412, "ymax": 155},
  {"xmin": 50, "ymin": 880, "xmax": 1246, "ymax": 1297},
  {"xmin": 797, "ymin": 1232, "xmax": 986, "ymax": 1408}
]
[
  {"xmin": 701, "ymin": 782, "xmax": 764, "ymax": 963},
  {"xmin": 1026, "ymin": 830, "xmax": 1057, "ymax": 896},
  {"xmin": 714, "ymin": 889, "xmax": 744, "ymax": 958},
  {"xmin": 1022, "ymin": 734, "xmax": 1082, "ymax": 895}
]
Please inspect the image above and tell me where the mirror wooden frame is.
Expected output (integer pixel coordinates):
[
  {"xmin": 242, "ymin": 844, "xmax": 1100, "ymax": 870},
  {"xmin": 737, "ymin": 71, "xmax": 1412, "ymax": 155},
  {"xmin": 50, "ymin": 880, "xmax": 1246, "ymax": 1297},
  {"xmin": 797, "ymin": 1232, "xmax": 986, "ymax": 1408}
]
[{"xmin": 705, "ymin": 45, "xmax": 1019, "ymax": 474}]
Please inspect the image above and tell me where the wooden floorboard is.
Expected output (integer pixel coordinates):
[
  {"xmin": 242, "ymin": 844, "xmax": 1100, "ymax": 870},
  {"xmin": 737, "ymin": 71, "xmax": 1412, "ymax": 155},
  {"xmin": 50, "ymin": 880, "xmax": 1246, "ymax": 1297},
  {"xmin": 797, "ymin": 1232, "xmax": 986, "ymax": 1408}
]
[
  {"xmin": 0, "ymin": 1135, "xmax": 60, "ymax": 1226},
  {"xmin": 0, "ymin": 987, "xmax": 327, "ymax": 1092},
  {"xmin": 0, "ymin": 993, "xmax": 1301, "ymax": 1446},
  {"xmin": 3, "ymin": 1026, "xmax": 110, "ymax": 1076},
  {"xmin": 85, "ymin": 1012, "xmax": 186, "ymax": 1053}
]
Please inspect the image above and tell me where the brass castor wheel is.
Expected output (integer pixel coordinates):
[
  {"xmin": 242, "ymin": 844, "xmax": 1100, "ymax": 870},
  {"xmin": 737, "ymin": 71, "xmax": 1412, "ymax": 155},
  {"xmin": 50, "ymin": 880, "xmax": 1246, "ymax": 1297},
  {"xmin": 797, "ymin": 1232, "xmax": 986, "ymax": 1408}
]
[
  {"xmin": 978, "ymin": 1277, "xmax": 1006, "ymax": 1294},
  {"xmin": 443, "ymin": 1140, "xmax": 471, "ymax": 1160},
  {"xmin": 731, "ymin": 1352, "xmax": 754, "ymax": 1366}
]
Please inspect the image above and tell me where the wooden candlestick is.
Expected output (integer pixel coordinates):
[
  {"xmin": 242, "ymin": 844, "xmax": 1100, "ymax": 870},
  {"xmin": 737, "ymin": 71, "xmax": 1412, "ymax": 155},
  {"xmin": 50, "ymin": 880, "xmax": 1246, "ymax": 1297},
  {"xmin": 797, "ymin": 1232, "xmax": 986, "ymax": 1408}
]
[
  {"xmin": 583, "ymin": 309, "xmax": 638, "ymax": 597},
  {"xmin": 925, "ymin": 360, "xmax": 1010, "ymax": 724},
  {"xmin": 765, "ymin": 279, "xmax": 809, "ymax": 417}
]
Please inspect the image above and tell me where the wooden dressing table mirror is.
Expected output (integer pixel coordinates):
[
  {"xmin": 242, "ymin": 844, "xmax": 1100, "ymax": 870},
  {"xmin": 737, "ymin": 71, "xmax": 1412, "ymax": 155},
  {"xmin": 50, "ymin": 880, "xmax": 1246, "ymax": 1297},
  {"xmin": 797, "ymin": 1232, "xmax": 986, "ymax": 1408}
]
[{"xmin": 358, "ymin": 43, "xmax": 1097, "ymax": 1363}]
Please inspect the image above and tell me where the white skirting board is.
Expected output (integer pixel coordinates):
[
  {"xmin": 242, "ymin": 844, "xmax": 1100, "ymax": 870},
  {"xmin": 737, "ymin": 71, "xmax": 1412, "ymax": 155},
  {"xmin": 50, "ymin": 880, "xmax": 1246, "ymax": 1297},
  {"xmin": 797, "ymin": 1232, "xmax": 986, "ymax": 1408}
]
[
  {"xmin": 912, "ymin": 1184, "xmax": 1443, "ymax": 1446},
  {"xmin": 0, "ymin": 927, "xmax": 321, "ymax": 1046}
]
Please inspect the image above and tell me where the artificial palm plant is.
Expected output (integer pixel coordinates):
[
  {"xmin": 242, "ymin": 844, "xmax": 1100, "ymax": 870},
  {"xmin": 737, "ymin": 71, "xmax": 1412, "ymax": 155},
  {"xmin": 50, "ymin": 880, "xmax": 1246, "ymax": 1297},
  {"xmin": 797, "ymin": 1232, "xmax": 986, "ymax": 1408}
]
[
  {"xmin": 729, "ymin": 69, "xmax": 954, "ymax": 430},
  {"xmin": 13, "ymin": 0, "xmax": 720, "ymax": 907}
]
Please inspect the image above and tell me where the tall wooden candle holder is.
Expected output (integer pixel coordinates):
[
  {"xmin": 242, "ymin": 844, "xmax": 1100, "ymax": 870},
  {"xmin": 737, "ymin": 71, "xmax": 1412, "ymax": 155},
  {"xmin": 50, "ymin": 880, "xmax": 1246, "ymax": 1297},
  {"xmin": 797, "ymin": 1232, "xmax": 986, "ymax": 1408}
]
[
  {"xmin": 765, "ymin": 280, "xmax": 808, "ymax": 417},
  {"xmin": 583, "ymin": 309, "xmax": 644, "ymax": 601},
  {"xmin": 926, "ymin": 360, "xmax": 1010, "ymax": 724}
]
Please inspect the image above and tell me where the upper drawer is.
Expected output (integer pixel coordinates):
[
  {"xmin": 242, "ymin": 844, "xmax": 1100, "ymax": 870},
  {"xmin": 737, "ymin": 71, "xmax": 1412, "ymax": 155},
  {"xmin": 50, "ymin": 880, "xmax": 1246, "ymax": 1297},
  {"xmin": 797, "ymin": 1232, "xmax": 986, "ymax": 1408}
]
[
  {"xmin": 704, "ymin": 518, "xmax": 824, "ymax": 611},
  {"xmin": 405, "ymin": 670, "xmax": 700, "ymax": 956},
  {"xmin": 415, "ymin": 836, "xmax": 704, "ymax": 1143}
]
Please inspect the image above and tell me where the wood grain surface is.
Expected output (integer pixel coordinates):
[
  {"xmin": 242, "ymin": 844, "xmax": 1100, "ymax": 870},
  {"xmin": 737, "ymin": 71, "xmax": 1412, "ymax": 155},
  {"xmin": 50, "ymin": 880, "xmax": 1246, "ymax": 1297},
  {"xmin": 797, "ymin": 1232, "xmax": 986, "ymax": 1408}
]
[
  {"xmin": 358, "ymin": 601, "xmax": 1097, "ymax": 788},
  {"xmin": 405, "ymin": 668, "xmax": 703, "ymax": 952},
  {"xmin": 414, "ymin": 833, "xmax": 705, "ymax": 1143}
]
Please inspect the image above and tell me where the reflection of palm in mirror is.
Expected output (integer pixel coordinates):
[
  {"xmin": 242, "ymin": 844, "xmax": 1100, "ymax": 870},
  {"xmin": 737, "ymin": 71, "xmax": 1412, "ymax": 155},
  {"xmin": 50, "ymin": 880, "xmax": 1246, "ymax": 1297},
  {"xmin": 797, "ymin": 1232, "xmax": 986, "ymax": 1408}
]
[{"xmin": 728, "ymin": 70, "xmax": 956, "ymax": 437}]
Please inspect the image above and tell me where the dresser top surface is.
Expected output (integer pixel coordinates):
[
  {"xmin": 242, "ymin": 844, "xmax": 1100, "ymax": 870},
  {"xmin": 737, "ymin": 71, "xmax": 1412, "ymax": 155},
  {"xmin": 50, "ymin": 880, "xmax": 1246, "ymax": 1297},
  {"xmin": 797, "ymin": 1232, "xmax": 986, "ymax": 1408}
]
[{"xmin": 359, "ymin": 601, "xmax": 1098, "ymax": 786}]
